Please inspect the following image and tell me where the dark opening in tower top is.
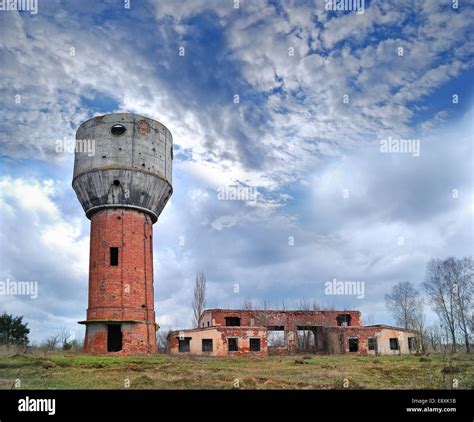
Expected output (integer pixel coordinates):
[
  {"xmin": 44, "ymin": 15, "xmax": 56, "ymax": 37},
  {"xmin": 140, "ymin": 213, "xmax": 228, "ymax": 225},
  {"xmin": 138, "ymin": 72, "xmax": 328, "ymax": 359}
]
[{"xmin": 111, "ymin": 124, "xmax": 126, "ymax": 136}]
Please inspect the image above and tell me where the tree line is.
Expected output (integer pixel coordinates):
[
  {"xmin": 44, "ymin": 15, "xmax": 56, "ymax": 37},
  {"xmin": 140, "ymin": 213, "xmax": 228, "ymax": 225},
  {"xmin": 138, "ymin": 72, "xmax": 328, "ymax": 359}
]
[{"xmin": 385, "ymin": 257, "xmax": 472, "ymax": 353}]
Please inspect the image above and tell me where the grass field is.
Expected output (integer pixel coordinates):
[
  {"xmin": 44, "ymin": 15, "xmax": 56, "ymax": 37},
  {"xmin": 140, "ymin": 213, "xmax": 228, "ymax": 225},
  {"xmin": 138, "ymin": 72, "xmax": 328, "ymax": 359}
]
[{"xmin": 0, "ymin": 353, "xmax": 472, "ymax": 390}]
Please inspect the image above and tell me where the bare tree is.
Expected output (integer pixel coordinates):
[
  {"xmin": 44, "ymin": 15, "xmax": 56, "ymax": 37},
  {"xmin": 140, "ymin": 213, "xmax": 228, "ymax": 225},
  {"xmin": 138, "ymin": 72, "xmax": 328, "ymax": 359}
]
[
  {"xmin": 427, "ymin": 324, "xmax": 442, "ymax": 352},
  {"xmin": 42, "ymin": 334, "xmax": 59, "ymax": 351},
  {"xmin": 454, "ymin": 257, "xmax": 473, "ymax": 352},
  {"xmin": 70, "ymin": 339, "xmax": 83, "ymax": 353},
  {"xmin": 365, "ymin": 314, "xmax": 375, "ymax": 326},
  {"xmin": 423, "ymin": 258, "xmax": 468, "ymax": 353},
  {"xmin": 192, "ymin": 272, "xmax": 206, "ymax": 328},
  {"xmin": 298, "ymin": 298, "xmax": 311, "ymax": 311},
  {"xmin": 440, "ymin": 323, "xmax": 450, "ymax": 353},
  {"xmin": 296, "ymin": 298, "xmax": 313, "ymax": 352},
  {"xmin": 423, "ymin": 257, "xmax": 474, "ymax": 353},
  {"xmin": 412, "ymin": 307, "xmax": 427, "ymax": 353},
  {"xmin": 157, "ymin": 329, "xmax": 172, "ymax": 353},
  {"xmin": 241, "ymin": 297, "xmax": 255, "ymax": 310},
  {"xmin": 261, "ymin": 299, "xmax": 270, "ymax": 310},
  {"xmin": 58, "ymin": 326, "xmax": 73, "ymax": 350},
  {"xmin": 385, "ymin": 281, "xmax": 421, "ymax": 329}
]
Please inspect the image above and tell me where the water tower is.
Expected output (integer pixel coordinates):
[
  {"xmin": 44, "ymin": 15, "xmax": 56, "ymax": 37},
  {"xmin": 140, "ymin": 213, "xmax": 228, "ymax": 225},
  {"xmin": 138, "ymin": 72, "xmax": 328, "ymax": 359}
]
[{"xmin": 73, "ymin": 113, "xmax": 173, "ymax": 354}]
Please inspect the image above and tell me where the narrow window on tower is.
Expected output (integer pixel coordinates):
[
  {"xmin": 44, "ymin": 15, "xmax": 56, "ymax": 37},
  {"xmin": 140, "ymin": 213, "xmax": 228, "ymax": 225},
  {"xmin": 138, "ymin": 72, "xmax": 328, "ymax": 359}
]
[{"xmin": 110, "ymin": 247, "xmax": 119, "ymax": 266}]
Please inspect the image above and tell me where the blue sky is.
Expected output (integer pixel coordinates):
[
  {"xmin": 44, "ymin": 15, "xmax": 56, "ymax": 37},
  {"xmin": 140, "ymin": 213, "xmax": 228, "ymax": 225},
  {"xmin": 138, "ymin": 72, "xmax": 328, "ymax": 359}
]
[{"xmin": 0, "ymin": 0, "xmax": 473, "ymax": 343}]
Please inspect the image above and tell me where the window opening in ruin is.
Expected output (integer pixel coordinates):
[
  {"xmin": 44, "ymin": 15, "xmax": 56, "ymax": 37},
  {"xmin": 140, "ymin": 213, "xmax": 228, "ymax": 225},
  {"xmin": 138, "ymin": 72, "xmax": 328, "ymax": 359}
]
[
  {"xmin": 227, "ymin": 337, "xmax": 238, "ymax": 352},
  {"xmin": 390, "ymin": 338, "xmax": 399, "ymax": 350},
  {"xmin": 267, "ymin": 326, "xmax": 285, "ymax": 347},
  {"xmin": 297, "ymin": 326, "xmax": 316, "ymax": 351},
  {"xmin": 368, "ymin": 337, "xmax": 376, "ymax": 351},
  {"xmin": 178, "ymin": 337, "xmax": 191, "ymax": 352},
  {"xmin": 225, "ymin": 317, "xmax": 241, "ymax": 327},
  {"xmin": 250, "ymin": 338, "xmax": 261, "ymax": 352},
  {"xmin": 348, "ymin": 337, "xmax": 359, "ymax": 352},
  {"xmin": 202, "ymin": 339, "xmax": 213, "ymax": 352},
  {"xmin": 336, "ymin": 314, "xmax": 352, "ymax": 327}
]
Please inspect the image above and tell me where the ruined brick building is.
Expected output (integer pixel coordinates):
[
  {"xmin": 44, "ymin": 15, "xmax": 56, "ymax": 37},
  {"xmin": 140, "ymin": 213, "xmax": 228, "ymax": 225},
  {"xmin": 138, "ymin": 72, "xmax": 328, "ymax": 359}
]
[{"xmin": 169, "ymin": 309, "xmax": 418, "ymax": 356}]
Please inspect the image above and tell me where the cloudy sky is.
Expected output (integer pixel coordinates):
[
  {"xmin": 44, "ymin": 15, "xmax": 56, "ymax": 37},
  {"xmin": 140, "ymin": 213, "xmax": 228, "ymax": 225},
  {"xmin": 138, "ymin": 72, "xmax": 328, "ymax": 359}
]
[{"xmin": 0, "ymin": 0, "xmax": 473, "ymax": 344}]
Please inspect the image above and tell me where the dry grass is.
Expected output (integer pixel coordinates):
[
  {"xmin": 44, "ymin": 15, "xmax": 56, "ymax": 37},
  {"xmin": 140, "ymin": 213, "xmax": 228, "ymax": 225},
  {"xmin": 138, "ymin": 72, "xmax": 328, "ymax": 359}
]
[{"xmin": 0, "ymin": 352, "xmax": 472, "ymax": 390}]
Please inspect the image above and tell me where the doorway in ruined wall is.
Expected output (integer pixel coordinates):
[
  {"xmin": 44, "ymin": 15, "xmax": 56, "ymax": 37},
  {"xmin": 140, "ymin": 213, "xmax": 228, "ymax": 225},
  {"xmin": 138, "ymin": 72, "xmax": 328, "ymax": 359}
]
[
  {"xmin": 296, "ymin": 326, "xmax": 330, "ymax": 353},
  {"xmin": 267, "ymin": 326, "xmax": 286, "ymax": 354},
  {"xmin": 107, "ymin": 324, "xmax": 122, "ymax": 352}
]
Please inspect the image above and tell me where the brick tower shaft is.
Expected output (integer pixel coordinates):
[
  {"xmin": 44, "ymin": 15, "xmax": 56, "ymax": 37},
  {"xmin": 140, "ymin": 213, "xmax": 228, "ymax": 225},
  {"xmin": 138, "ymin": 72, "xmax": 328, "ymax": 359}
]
[{"xmin": 82, "ymin": 209, "xmax": 157, "ymax": 354}]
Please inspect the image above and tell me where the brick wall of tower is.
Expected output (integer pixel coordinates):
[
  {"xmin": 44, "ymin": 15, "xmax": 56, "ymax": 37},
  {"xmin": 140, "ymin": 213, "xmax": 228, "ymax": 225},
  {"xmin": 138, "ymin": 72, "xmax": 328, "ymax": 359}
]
[{"xmin": 83, "ymin": 208, "xmax": 157, "ymax": 354}]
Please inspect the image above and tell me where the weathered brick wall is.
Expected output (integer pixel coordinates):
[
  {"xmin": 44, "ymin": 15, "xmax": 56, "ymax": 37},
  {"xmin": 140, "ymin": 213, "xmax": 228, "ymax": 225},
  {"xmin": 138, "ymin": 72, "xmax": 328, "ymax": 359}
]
[
  {"xmin": 83, "ymin": 208, "xmax": 157, "ymax": 354},
  {"xmin": 339, "ymin": 327, "xmax": 418, "ymax": 355},
  {"xmin": 217, "ymin": 327, "xmax": 267, "ymax": 356},
  {"xmin": 205, "ymin": 309, "xmax": 362, "ymax": 330},
  {"xmin": 172, "ymin": 312, "xmax": 418, "ymax": 357},
  {"xmin": 197, "ymin": 309, "xmax": 362, "ymax": 355},
  {"xmin": 168, "ymin": 327, "xmax": 268, "ymax": 356},
  {"xmin": 339, "ymin": 327, "xmax": 378, "ymax": 354}
]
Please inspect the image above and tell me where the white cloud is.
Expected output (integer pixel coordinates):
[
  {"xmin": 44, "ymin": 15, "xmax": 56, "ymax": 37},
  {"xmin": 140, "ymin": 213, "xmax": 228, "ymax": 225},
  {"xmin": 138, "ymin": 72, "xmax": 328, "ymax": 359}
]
[{"xmin": 0, "ymin": 177, "xmax": 89, "ymax": 342}]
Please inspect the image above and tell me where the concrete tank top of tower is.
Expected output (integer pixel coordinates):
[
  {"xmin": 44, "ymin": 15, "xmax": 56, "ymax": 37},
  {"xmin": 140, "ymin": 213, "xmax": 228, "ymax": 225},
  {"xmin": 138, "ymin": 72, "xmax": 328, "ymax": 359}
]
[{"xmin": 72, "ymin": 113, "xmax": 173, "ymax": 224}]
